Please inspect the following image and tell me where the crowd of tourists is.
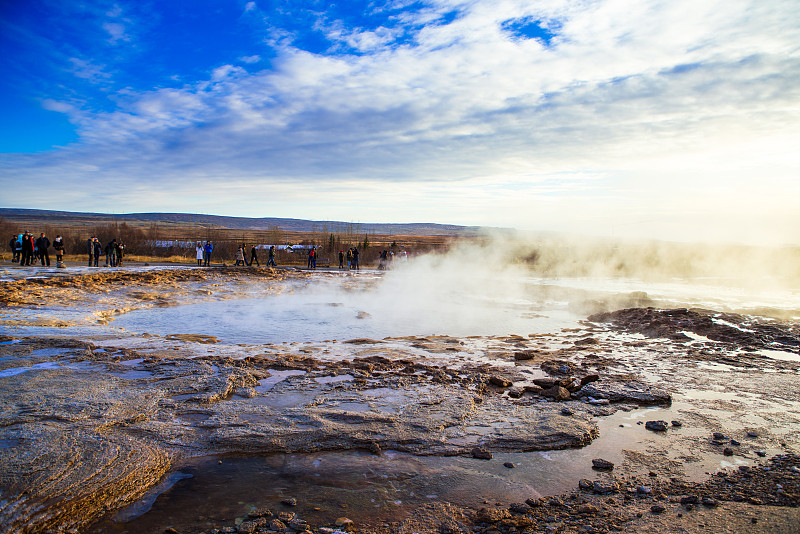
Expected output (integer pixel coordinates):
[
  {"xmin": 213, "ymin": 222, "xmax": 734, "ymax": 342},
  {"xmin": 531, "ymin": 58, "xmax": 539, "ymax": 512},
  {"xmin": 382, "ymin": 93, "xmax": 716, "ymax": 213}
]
[
  {"xmin": 86, "ymin": 237, "xmax": 126, "ymax": 267},
  {"xmin": 10, "ymin": 233, "xmax": 404, "ymax": 271},
  {"xmin": 8, "ymin": 232, "xmax": 64, "ymax": 266}
]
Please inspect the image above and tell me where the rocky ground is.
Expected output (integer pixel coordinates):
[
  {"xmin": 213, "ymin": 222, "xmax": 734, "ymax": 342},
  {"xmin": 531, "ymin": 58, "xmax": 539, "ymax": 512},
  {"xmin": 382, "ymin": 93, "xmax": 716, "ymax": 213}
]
[{"xmin": 0, "ymin": 268, "xmax": 798, "ymax": 534}]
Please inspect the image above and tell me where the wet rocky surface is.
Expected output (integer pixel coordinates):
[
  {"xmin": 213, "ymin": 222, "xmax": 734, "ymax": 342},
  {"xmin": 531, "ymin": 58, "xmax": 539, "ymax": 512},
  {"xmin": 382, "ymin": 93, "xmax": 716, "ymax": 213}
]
[{"xmin": 0, "ymin": 268, "xmax": 798, "ymax": 533}]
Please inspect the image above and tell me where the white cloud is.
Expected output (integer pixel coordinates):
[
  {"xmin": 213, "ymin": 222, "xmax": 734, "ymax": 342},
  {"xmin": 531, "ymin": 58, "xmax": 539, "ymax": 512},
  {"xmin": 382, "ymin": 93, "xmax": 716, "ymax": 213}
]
[{"xmin": 5, "ymin": 0, "xmax": 800, "ymax": 244}]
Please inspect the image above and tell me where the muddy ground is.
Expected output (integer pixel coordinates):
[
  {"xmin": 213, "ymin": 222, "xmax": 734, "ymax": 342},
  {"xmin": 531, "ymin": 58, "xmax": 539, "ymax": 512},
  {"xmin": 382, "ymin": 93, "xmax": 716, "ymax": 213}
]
[{"xmin": 0, "ymin": 266, "xmax": 798, "ymax": 534}]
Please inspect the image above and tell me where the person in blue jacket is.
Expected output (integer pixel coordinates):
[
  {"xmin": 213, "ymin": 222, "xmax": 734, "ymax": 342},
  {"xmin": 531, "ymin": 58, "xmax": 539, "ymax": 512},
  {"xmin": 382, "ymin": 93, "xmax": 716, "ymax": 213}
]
[{"xmin": 203, "ymin": 241, "xmax": 213, "ymax": 266}]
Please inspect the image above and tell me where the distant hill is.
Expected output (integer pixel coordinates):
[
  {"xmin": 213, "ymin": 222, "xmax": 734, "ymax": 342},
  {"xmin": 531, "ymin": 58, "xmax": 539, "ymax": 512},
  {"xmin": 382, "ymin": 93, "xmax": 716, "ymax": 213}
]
[{"xmin": 0, "ymin": 208, "xmax": 488, "ymax": 237}]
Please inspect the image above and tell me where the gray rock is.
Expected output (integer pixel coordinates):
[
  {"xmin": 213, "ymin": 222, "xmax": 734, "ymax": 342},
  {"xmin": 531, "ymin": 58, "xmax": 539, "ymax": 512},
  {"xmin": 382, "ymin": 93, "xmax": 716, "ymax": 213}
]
[
  {"xmin": 645, "ymin": 420, "xmax": 668, "ymax": 432},
  {"xmin": 592, "ymin": 458, "xmax": 614, "ymax": 470},
  {"xmin": 592, "ymin": 480, "xmax": 620, "ymax": 494},
  {"xmin": 576, "ymin": 381, "xmax": 671, "ymax": 405}
]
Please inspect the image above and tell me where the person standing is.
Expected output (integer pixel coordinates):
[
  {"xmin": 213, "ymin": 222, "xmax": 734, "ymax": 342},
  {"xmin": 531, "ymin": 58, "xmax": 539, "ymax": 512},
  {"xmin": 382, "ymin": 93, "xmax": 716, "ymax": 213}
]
[
  {"xmin": 104, "ymin": 239, "xmax": 117, "ymax": 267},
  {"xmin": 87, "ymin": 237, "xmax": 94, "ymax": 266},
  {"xmin": 234, "ymin": 246, "xmax": 246, "ymax": 266},
  {"xmin": 266, "ymin": 245, "xmax": 276, "ymax": 267},
  {"xmin": 53, "ymin": 235, "xmax": 65, "ymax": 265},
  {"xmin": 20, "ymin": 232, "xmax": 34, "ymax": 266},
  {"xmin": 116, "ymin": 241, "xmax": 125, "ymax": 266},
  {"xmin": 203, "ymin": 241, "xmax": 213, "ymax": 266},
  {"xmin": 196, "ymin": 242, "xmax": 204, "ymax": 266},
  {"xmin": 352, "ymin": 247, "xmax": 359, "ymax": 270},
  {"xmin": 338, "ymin": 250, "xmax": 344, "ymax": 269},
  {"xmin": 9, "ymin": 235, "xmax": 19, "ymax": 263},
  {"xmin": 250, "ymin": 245, "xmax": 260, "ymax": 266},
  {"xmin": 36, "ymin": 233, "xmax": 51, "ymax": 266},
  {"xmin": 92, "ymin": 238, "xmax": 102, "ymax": 267}
]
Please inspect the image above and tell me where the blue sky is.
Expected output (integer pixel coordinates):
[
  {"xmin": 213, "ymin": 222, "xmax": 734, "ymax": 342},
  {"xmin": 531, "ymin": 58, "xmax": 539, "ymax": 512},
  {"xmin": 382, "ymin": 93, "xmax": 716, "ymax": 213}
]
[{"xmin": 1, "ymin": 0, "xmax": 799, "ymax": 244}]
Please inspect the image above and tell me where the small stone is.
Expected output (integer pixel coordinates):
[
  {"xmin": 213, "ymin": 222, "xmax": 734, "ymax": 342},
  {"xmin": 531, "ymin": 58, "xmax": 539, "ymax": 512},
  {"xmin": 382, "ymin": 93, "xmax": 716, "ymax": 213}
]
[
  {"xmin": 503, "ymin": 462, "xmax": 515, "ymax": 469},
  {"xmin": 637, "ymin": 486, "xmax": 652, "ymax": 495},
  {"xmin": 671, "ymin": 420, "xmax": 682, "ymax": 427},
  {"xmin": 746, "ymin": 431, "xmax": 759, "ymax": 438},
  {"xmin": 281, "ymin": 498, "xmax": 297, "ymax": 507},
  {"xmin": 701, "ymin": 497, "xmax": 718, "ymax": 507},
  {"xmin": 713, "ymin": 432, "xmax": 726, "ymax": 440},
  {"xmin": 756, "ymin": 450, "xmax": 767, "ymax": 457},
  {"xmin": 645, "ymin": 420, "xmax": 668, "ymax": 432},
  {"xmin": 268, "ymin": 519, "xmax": 287, "ymax": 532},
  {"xmin": 680, "ymin": 496, "xmax": 699, "ymax": 505},
  {"xmin": 471, "ymin": 447, "xmax": 493, "ymax": 460},
  {"xmin": 724, "ymin": 448, "xmax": 734, "ymax": 456},
  {"xmin": 730, "ymin": 439, "xmax": 741, "ymax": 446},
  {"xmin": 489, "ymin": 376, "xmax": 513, "ymax": 388},
  {"xmin": 542, "ymin": 385, "xmax": 571, "ymax": 401},
  {"xmin": 509, "ymin": 502, "xmax": 529, "ymax": 514},
  {"xmin": 164, "ymin": 529, "xmax": 179, "ymax": 534},
  {"xmin": 334, "ymin": 517, "xmax": 355, "ymax": 528},
  {"xmin": 592, "ymin": 458, "xmax": 614, "ymax": 470},
  {"xmin": 476, "ymin": 507, "xmax": 512, "ymax": 522},
  {"xmin": 561, "ymin": 407, "xmax": 574, "ymax": 416},
  {"xmin": 592, "ymin": 480, "xmax": 620, "ymax": 494},
  {"xmin": 576, "ymin": 504, "xmax": 599, "ymax": 514},
  {"xmin": 278, "ymin": 511, "xmax": 296, "ymax": 522},
  {"xmin": 248, "ymin": 507, "xmax": 273, "ymax": 519},
  {"xmin": 650, "ymin": 504, "xmax": 666, "ymax": 514},
  {"xmin": 237, "ymin": 521, "xmax": 259, "ymax": 534},
  {"xmin": 578, "ymin": 479, "xmax": 594, "ymax": 491},
  {"xmin": 368, "ymin": 442, "xmax": 381, "ymax": 455}
]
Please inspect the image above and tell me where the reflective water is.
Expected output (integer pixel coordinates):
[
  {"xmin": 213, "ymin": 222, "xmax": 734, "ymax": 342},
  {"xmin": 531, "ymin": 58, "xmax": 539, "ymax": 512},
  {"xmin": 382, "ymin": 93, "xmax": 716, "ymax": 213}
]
[{"xmin": 89, "ymin": 402, "xmax": 762, "ymax": 534}]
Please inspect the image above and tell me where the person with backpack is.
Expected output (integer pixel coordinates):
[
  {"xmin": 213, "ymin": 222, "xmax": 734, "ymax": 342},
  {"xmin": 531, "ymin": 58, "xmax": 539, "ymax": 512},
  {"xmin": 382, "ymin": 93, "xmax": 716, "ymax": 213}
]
[
  {"xmin": 53, "ymin": 235, "xmax": 65, "ymax": 265},
  {"xmin": 266, "ymin": 245, "xmax": 276, "ymax": 267}
]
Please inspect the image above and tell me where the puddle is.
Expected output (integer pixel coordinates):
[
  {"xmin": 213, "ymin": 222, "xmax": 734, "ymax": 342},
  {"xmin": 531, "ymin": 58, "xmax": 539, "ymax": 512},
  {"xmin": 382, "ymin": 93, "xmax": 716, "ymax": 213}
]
[
  {"xmin": 86, "ymin": 403, "xmax": 736, "ymax": 534},
  {"xmin": 113, "ymin": 471, "xmax": 194, "ymax": 522},
  {"xmin": 754, "ymin": 349, "xmax": 800, "ymax": 362},
  {"xmin": 0, "ymin": 361, "xmax": 67, "ymax": 378},
  {"xmin": 314, "ymin": 374, "xmax": 354, "ymax": 384},
  {"xmin": 254, "ymin": 370, "xmax": 307, "ymax": 393}
]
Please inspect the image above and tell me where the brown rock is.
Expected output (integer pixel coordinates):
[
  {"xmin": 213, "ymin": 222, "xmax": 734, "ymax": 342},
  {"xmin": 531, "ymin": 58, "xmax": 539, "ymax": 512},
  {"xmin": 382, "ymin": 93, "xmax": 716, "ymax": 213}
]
[
  {"xmin": 489, "ymin": 376, "xmax": 513, "ymax": 388},
  {"xmin": 542, "ymin": 385, "xmax": 571, "ymax": 401},
  {"xmin": 476, "ymin": 507, "xmax": 512, "ymax": 522},
  {"xmin": 471, "ymin": 447, "xmax": 493, "ymax": 460}
]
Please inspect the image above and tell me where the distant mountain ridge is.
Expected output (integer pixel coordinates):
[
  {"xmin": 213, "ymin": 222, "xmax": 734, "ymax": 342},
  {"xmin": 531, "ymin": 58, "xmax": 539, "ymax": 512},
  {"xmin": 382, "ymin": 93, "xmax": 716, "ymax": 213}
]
[{"xmin": 0, "ymin": 208, "xmax": 487, "ymax": 236}]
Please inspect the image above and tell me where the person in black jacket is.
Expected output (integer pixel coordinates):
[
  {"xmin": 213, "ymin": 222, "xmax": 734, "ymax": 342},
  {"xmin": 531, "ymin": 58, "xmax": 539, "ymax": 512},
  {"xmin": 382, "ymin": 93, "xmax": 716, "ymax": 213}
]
[
  {"xmin": 92, "ymin": 238, "xmax": 102, "ymax": 267},
  {"xmin": 20, "ymin": 232, "xmax": 34, "ymax": 266},
  {"xmin": 9, "ymin": 235, "xmax": 20, "ymax": 263},
  {"xmin": 35, "ymin": 233, "xmax": 51, "ymax": 266}
]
